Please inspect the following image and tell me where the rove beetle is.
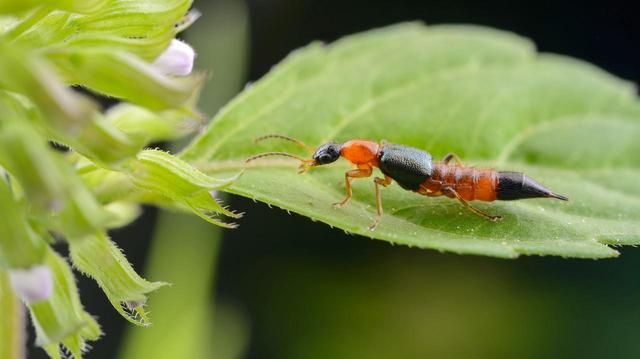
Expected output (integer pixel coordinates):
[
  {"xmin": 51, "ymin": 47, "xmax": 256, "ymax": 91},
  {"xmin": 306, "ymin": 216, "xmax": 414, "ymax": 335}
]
[{"xmin": 246, "ymin": 135, "xmax": 568, "ymax": 230}]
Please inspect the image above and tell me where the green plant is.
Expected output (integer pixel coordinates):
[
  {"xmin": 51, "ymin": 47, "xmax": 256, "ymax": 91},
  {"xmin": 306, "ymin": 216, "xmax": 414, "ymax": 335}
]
[
  {"xmin": 1, "ymin": 2, "xmax": 639, "ymax": 358},
  {"xmin": 0, "ymin": 1, "xmax": 238, "ymax": 358}
]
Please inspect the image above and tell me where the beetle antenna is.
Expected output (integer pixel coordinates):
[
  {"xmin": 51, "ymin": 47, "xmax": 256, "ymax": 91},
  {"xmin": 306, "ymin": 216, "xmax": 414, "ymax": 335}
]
[
  {"xmin": 254, "ymin": 134, "xmax": 314, "ymax": 153},
  {"xmin": 245, "ymin": 152, "xmax": 315, "ymax": 173},
  {"xmin": 245, "ymin": 152, "xmax": 307, "ymax": 163}
]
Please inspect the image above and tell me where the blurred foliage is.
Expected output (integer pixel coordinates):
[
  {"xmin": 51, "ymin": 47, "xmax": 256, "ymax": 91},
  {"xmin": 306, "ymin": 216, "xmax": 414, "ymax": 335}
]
[
  {"xmin": 253, "ymin": 256, "xmax": 559, "ymax": 359},
  {"xmin": 241, "ymin": 245, "xmax": 640, "ymax": 359}
]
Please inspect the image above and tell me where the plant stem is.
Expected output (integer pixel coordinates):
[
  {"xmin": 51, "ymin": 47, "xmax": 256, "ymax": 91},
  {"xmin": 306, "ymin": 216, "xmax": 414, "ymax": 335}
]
[{"xmin": 0, "ymin": 270, "xmax": 26, "ymax": 359}]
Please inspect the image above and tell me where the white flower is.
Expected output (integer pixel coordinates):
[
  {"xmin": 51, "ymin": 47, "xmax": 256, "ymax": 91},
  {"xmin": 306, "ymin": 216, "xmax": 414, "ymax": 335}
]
[
  {"xmin": 9, "ymin": 264, "xmax": 53, "ymax": 304},
  {"xmin": 152, "ymin": 39, "xmax": 196, "ymax": 76}
]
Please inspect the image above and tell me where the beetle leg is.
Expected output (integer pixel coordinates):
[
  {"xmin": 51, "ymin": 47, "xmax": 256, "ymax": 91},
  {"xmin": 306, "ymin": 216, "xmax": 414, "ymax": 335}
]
[
  {"xmin": 369, "ymin": 175, "xmax": 393, "ymax": 230},
  {"xmin": 333, "ymin": 167, "xmax": 372, "ymax": 209},
  {"xmin": 424, "ymin": 190, "xmax": 442, "ymax": 197},
  {"xmin": 442, "ymin": 152, "xmax": 464, "ymax": 166},
  {"xmin": 443, "ymin": 187, "xmax": 503, "ymax": 221}
]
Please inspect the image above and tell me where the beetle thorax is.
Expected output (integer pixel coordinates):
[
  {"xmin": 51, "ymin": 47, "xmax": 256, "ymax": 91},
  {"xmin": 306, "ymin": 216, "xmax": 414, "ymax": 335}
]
[{"xmin": 340, "ymin": 140, "xmax": 380, "ymax": 165}]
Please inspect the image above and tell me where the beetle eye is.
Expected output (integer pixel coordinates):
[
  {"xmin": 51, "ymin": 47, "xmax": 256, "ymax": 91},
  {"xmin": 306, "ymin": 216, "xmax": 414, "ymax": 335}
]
[{"xmin": 319, "ymin": 154, "xmax": 332, "ymax": 163}]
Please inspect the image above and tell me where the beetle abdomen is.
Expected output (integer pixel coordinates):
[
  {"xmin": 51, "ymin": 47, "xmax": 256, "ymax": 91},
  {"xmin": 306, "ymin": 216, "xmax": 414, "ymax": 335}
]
[
  {"xmin": 378, "ymin": 144, "xmax": 433, "ymax": 191},
  {"xmin": 421, "ymin": 164, "xmax": 498, "ymax": 201},
  {"xmin": 496, "ymin": 172, "xmax": 568, "ymax": 201}
]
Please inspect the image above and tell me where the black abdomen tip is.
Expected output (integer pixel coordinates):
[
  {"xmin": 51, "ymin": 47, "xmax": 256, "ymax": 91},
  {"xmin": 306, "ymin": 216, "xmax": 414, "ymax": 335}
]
[
  {"xmin": 548, "ymin": 192, "xmax": 569, "ymax": 201},
  {"xmin": 497, "ymin": 171, "xmax": 568, "ymax": 201}
]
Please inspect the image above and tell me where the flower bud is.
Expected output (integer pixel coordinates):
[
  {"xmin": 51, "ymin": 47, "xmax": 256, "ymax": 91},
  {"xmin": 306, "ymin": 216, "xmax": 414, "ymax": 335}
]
[
  {"xmin": 9, "ymin": 264, "xmax": 53, "ymax": 304},
  {"xmin": 152, "ymin": 39, "xmax": 196, "ymax": 76}
]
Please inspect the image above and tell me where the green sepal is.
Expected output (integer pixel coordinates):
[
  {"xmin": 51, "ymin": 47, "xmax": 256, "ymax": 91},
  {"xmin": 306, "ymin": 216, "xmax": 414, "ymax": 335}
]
[
  {"xmin": 8, "ymin": 0, "xmax": 194, "ymax": 60},
  {"xmin": 27, "ymin": 248, "xmax": 102, "ymax": 359},
  {"xmin": 76, "ymin": 161, "xmax": 138, "ymax": 204},
  {"xmin": 73, "ymin": 0, "xmax": 192, "ymax": 58},
  {"xmin": 106, "ymin": 103, "xmax": 201, "ymax": 145},
  {"xmin": 0, "ymin": 120, "xmax": 114, "ymax": 238},
  {"xmin": 46, "ymin": 47, "xmax": 204, "ymax": 111},
  {"xmin": 1, "ymin": 86, "xmax": 142, "ymax": 167},
  {"xmin": 0, "ymin": 40, "xmax": 97, "ymax": 130},
  {"xmin": 0, "ymin": 175, "xmax": 47, "ymax": 269},
  {"xmin": 68, "ymin": 231, "xmax": 167, "ymax": 327},
  {"xmin": 0, "ymin": 270, "xmax": 22, "ymax": 359},
  {"xmin": 0, "ymin": 44, "xmax": 141, "ymax": 166},
  {"xmin": 129, "ymin": 149, "xmax": 243, "ymax": 228},
  {"xmin": 0, "ymin": 0, "xmax": 109, "ymax": 15},
  {"xmin": 6, "ymin": 11, "xmax": 74, "ymax": 45},
  {"xmin": 103, "ymin": 202, "xmax": 142, "ymax": 229},
  {"xmin": 75, "ymin": 156, "xmax": 181, "ymax": 209}
]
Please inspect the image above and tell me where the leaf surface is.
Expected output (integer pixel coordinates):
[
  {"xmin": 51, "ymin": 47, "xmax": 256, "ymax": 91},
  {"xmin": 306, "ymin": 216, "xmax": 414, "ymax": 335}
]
[{"xmin": 182, "ymin": 23, "xmax": 640, "ymax": 258}]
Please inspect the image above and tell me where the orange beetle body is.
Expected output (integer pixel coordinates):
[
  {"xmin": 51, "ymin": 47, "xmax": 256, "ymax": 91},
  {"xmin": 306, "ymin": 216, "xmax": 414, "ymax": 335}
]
[
  {"xmin": 338, "ymin": 140, "xmax": 503, "ymax": 203},
  {"xmin": 248, "ymin": 135, "xmax": 568, "ymax": 230}
]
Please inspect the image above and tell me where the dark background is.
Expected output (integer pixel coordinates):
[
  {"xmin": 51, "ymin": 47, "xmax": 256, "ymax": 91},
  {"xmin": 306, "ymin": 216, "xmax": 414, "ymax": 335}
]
[{"xmin": 31, "ymin": 0, "xmax": 640, "ymax": 358}]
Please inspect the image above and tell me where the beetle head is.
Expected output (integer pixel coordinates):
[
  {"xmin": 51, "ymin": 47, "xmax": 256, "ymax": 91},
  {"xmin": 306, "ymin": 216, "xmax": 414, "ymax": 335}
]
[{"xmin": 312, "ymin": 143, "xmax": 343, "ymax": 166}]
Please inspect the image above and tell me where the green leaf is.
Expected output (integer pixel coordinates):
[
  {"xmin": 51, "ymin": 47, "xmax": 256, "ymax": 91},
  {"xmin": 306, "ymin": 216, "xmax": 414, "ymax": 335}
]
[{"xmin": 181, "ymin": 23, "xmax": 640, "ymax": 258}]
